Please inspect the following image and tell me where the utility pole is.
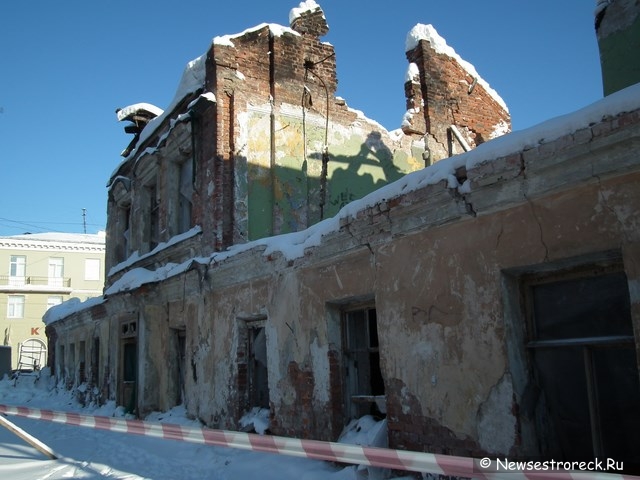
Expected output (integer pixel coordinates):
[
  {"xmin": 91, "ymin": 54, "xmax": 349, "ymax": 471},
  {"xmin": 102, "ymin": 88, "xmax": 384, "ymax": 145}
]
[{"xmin": 82, "ymin": 208, "xmax": 87, "ymax": 234}]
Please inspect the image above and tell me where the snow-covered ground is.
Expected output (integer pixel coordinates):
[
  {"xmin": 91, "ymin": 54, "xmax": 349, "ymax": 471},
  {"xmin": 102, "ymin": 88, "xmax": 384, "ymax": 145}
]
[{"xmin": 0, "ymin": 369, "xmax": 412, "ymax": 479}]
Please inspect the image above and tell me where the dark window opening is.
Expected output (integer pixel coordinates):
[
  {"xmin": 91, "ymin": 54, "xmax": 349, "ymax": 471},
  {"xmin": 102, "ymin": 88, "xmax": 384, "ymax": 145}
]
[
  {"xmin": 120, "ymin": 318, "xmax": 138, "ymax": 415},
  {"xmin": 59, "ymin": 345, "xmax": 65, "ymax": 380},
  {"xmin": 176, "ymin": 329, "xmax": 186, "ymax": 404},
  {"xmin": 524, "ymin": 267, "xmax": 640, "ymax": 472},
  {"xmin": 92, "ymin": 337, "xmax": 100, "ymax": 389},
  {"xmin": 178, "ymin": 160, "xmax": 194, "ymax": 234},
  {"xmin": 78, "ymin": 341, "xmax": 86, "ymax": 384},
  {"xmin": 148, "ymin": 184, "xmax": 160, "ymax": 250},
  {"xmin": 122, "ymin": 342, "xmax": 136, "ymax": 383},
  {"xmin": 120, "ymin": 339, "xmax": 137, "ymax": 414},
  {"xmin": 117, "ymin": 204, "xmax": 131, "ymax": 263},
  {"xmin": 343, "ymin": 306, "xmax": 385, "ymax": 420},
  {"xmin": 248, "ymin": 325, "xmax": 269, "ymax": 409}
]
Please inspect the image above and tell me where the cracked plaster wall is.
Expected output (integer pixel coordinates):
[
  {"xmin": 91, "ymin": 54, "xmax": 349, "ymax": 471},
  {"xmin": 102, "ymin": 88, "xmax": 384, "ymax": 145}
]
[{"xmin": 49, "ymin": 106, "xmax": 640, "ymax": 457}]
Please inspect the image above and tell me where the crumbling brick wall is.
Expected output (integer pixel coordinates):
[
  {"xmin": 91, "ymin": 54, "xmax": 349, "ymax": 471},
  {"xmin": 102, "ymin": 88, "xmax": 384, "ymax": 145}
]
[{"xmin": 405, "ymin": 32, "xmax": 511, "ymax": 162}]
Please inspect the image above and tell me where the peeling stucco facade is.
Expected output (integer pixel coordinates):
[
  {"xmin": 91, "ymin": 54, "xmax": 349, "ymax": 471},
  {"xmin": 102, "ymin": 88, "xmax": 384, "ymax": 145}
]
[
  {"xmin": 44, "ymin": 0, "xmax": 640, "ymax": 470},
  {"xmin": 47, "ymin": 103, "xmax": 640, "ymax": 462}
]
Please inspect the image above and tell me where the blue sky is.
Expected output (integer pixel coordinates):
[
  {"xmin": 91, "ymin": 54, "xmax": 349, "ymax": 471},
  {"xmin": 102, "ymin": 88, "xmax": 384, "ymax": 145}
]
[{"xmin": 0, "ymin": 0, "xmax": 602, "ymax": 236}]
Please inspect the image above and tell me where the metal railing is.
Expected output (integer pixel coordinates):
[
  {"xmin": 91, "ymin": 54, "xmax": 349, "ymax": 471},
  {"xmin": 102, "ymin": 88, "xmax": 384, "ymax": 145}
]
[{"xmin": 0, "ymin": 275, "xmax": 71, "ymax": 288}]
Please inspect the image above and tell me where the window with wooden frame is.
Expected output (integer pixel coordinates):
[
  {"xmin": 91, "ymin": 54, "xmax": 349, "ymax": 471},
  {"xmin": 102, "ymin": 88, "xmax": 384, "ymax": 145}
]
[
  {"xmin": 342, "ymin": 305, "xmax": 385, "ymax": 420},
  {"xmin": 522, "ymin": 262, "xmax": 640, "ymax": 468},
  {"xmin": 237, "ymin": 318, "xmax": 270, "ymax": 412},
  {"xmin": 7, "ymin": 295, "xmax": 25, "ymax": 318}
]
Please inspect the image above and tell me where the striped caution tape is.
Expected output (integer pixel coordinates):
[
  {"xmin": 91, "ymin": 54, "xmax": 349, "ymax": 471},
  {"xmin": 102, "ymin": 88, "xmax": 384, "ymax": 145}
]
[{"xmin": 1, "ymin": 404, "xmax": 637, "ymax": 479}]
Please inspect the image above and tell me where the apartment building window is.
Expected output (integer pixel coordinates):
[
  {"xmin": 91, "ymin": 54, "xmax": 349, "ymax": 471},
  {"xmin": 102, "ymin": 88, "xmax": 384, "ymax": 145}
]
[
  {"xmin": 523, "ymin": 264, "xmax": 640, "ymax": 465},
  {"xmin": 85, "ymin": 258, "xmax": 101, "ymax": 281},
  {"xmin": 9, "ymin": 255, "xmax": 26, "ymax": 286},
  {"xmin": 342, "ymin": 305, "xmax": 385, "ymax": 420},
  {"xmin": 48, "ymin": 257, "xmax": 64, "ymax": 287},
  {"xmin": 47, "ymin": 296, "xmax": 63, "ymax": 310},
  {"xmin": 8, "ymin": 295, "xmax": 25, "ymax": 318}
]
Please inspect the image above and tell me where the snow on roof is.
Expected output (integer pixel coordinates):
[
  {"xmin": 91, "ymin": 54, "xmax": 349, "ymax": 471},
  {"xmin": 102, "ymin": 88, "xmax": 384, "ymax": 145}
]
[
  {"xmin": 213, "ymin": 22, "xmax": 299, "ymax": 48},
  {"xmin": 121, "ymin": 20, "xmax": 299, "ymax": 163},
  {"xmin": 107, "ymin": 226, "xmax": 202, "ymax": 277},
  {"xmin": 289, "ymin": 0, "xmax": 323, "ymax": 24},
  {"xmin": 595, "ymin": 0, "xmax": 612, "ymax": 17},
  {"xmin": 0, "ymin": 231, "xmax": 106, "ymax": 245},
  {"xmin": 123, "ymin": 54, "xmax": 206, "ymax": 160},
  {"xmin": 43, "ymin": 296, "xmax": 105, "ymax": 326},
  {"xmin": 116, "ymin": 103, "xmax": 163, "ymax": 122},
  {"xmin": 406, "ymin": 24, "xmax": 508, "ymax": 112},
  {"xmin": 46, "ymin": 82, "xmax": 636, "ymax": 325}
]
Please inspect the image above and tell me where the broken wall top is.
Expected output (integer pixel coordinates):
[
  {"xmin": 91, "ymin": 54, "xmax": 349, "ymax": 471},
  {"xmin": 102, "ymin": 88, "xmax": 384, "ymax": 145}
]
[
  {"xmin": 403, "ymin": 24, "xmax": 511, "ymax": 156},
  {"xmin": 289, "ymin": 0, "xmax": 329, "ymax": 37}
]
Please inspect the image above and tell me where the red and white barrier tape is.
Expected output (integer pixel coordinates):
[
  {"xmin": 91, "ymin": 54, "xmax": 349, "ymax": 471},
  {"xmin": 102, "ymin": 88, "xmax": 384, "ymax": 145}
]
[{"xmin": 1, "ymin": 404, "xmax": 637, "ymax": 479}]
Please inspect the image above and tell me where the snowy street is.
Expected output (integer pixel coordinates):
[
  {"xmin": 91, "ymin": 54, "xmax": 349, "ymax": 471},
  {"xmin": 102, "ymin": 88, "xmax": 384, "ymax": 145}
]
[{"xmin": 0, "ymin": 372, "xmax": 409, "ymax": 480}]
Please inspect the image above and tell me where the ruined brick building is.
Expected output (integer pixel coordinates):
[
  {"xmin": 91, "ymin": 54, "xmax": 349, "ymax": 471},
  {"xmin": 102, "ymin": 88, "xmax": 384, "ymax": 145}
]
[{"xmin": 45, "ymin": 0, "xmax": 640, "ymax": 470}]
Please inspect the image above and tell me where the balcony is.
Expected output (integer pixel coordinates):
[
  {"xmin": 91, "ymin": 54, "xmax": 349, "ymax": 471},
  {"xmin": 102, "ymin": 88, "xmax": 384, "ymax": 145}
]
[{"xmin": 0, "ymin": 275, "xmax": 72, "ymax": 293}]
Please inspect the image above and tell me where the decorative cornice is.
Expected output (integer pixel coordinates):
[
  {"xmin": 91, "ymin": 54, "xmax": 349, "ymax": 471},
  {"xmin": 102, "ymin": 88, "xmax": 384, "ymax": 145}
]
[{"xmin": 0, "ymin": 239, "xmax": 105, "ymax": 253}]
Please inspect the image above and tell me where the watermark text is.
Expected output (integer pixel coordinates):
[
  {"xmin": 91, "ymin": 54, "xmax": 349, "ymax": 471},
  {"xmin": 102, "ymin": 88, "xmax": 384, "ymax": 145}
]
[{"xmin": 476, "ymin": 457, "xmax": 624, "ymax": 473}]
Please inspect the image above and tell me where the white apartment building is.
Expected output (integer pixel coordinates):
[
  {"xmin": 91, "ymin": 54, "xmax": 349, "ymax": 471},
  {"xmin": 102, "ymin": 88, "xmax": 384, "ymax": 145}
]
[{"xmin": 0, "ymin": 232, "xmax": 105, "ymax": 372}]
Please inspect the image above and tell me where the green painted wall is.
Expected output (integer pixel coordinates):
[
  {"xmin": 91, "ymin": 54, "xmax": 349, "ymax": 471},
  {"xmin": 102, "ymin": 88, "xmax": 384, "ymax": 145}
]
[
  {"xmin": 244, "ymin": 110, "xmax": 424, "ymax": 241},
  {"xmin": 599, "ymin": 14, "xmax": 640, "ymax": 95}
]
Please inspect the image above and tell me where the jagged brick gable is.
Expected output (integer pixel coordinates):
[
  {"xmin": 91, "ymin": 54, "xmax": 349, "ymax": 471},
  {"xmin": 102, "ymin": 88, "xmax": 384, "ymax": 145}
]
[{"xmin": 404, "ymin": 24, "xmax": 511, "ymax": 162}]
